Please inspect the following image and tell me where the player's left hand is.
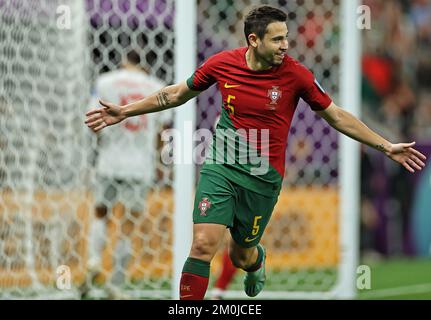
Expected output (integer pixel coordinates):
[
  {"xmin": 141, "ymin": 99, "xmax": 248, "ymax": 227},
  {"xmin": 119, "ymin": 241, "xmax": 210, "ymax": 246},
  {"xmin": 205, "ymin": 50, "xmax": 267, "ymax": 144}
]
[{"xmin": 386, "ymin": 142, "xmax": 427, "ymax": 173}]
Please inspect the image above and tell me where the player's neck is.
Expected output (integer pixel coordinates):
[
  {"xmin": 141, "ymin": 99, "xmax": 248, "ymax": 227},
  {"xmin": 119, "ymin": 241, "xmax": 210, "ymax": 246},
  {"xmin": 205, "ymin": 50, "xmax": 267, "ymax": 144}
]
[
  {"xmin": 122, "ymin": 63, "xmax": 147, "ymax": 73},
  {"xmin": 245, "ymin": 48, "xmax": 272, "ymax": 71}
]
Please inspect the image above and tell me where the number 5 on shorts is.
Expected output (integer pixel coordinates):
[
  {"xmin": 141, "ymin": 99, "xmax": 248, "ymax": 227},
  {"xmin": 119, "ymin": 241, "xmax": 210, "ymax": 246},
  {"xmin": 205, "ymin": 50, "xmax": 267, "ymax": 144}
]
[{"xmin": 252, "ymin": 215, "xmax": 262, "ymax": 236}]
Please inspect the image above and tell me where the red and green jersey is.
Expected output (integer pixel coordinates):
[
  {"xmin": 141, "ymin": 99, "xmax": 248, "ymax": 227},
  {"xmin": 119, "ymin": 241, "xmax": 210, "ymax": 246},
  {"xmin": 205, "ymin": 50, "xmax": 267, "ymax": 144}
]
[{"xmin": 187, "ymin": 47, "xmax": 332, "ymax": 196}]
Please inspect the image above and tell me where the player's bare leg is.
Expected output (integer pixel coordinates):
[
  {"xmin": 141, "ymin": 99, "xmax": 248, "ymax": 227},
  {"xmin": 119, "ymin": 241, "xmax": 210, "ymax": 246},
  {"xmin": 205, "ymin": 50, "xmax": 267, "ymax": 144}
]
[
  {"xmin": 229, "ymin": 238, "xmax": 266, "ymax": 297},
  {"xmin": 180, "ymin": 223, "xmax": 226, "ymax": 300},
  {"xmin": 89, "ymin": 205, "xmax": 109, "ymax": 268},
  {"xmin": 228, "ymin": 239, "xmax": 258, "ymax": 268},
  {"xmin": 211, "ymin": 242, "xmax": 237, "ymax": 300},
  {"xmin": 107, "ymin": 208, "xmax": 138, "ymax": 299},
  {"xmin": 81, "ymin": 205, "xmax": 108, "ymax": 298}
]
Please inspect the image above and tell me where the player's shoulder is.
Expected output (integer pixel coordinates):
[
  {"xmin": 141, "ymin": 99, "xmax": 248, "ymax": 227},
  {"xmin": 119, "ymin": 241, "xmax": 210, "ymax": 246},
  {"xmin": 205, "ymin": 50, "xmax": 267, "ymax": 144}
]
[
  {"xmin": 282, "ymin": 55, "xmax": 314, "ymax": 81},
  {"xmin": 95, "ymin": 70, "xmax": 116, "ymax": 85},
  {"xmin": 98, "ymin": 69, "xmax": 164, "ymax": 90},
  {"xmin": 145, "ymin": 74, "xmax": 166, "ymax": 89},
  {"xmin": 282, "ymin": 55, "xmax": 310, "ymax": 73},
  {"xmin": 203, "ymin": 47, "xmax": 246, "ymax": 66},
  {"xmin": 217, "ymin": 47, "xmax": 246, "ymax": 59},
  {"xmin": 127, "ymin": 70, "xmax": 165, "ymax": 88},
  {"xmin": 95, "ymin": 69, "xmax": 127, "ymax": 87}
]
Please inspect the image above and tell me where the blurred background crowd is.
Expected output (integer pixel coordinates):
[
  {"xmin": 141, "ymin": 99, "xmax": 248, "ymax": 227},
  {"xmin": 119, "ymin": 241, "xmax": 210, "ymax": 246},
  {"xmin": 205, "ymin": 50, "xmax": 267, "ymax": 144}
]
[{"xmin": 360, "ymin": 0, "xmax": 431, "ymax": 259}]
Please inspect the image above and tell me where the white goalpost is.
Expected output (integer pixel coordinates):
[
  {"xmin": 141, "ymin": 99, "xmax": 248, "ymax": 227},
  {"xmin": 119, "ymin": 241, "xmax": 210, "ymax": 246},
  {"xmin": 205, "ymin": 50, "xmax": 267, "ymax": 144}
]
[
  {"xmin": 335, "ymin": 0, "xmax": 361, "ymax": 300},
  {"xmin": 172, "ymin": 0, "xmax": 196, "ymax": 300}
]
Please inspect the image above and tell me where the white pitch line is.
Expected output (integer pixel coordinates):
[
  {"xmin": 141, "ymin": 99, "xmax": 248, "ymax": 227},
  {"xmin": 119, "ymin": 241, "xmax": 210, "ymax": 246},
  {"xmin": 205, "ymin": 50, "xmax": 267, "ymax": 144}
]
[{"xmin": 360, "ymin": 283, "xmax": 431, "ymax": 299}]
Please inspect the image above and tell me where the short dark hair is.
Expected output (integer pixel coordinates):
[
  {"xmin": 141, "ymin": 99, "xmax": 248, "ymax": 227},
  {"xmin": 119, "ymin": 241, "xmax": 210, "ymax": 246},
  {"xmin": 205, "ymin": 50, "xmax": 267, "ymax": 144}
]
[
  {"xmin": 244, "ymin": 6, "xmax": 287, "ymax": 45},
  {"xmin": 126, "ymin": 49, "xmax": 141, "ymax": 66}
]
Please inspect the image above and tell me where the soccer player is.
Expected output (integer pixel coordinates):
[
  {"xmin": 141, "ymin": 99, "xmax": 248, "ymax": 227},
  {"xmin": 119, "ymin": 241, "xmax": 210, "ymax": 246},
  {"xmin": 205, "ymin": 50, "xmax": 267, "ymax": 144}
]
[
  {"xmin": 85, "ymin": 6, "xmax": 426, "ymax": 300},
  {"xmin": 84, "ymin": 50, "xmax": 171, "ymax": 299}
]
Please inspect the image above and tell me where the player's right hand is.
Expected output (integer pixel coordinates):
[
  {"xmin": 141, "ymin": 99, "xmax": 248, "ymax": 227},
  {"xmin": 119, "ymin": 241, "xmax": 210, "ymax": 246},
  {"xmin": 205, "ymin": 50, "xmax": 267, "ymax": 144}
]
[{"xmin": 85, "ymin": 100, "xmax": 126, "ymax": 132}]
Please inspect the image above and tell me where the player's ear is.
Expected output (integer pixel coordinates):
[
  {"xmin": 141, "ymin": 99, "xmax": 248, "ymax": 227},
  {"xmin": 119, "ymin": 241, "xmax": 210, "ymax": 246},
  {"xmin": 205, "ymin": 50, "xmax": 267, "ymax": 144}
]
[{"xmin": 248, "ymin": 33, "xmax": 258, "ymax": 48}]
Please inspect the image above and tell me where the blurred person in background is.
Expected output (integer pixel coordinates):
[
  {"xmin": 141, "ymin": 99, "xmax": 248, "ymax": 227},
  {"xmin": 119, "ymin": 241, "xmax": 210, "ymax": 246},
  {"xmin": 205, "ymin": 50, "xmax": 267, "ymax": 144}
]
[
  {"xmin": 360, "ymin": 0, "xmax": 431, "ymax": 257},
  {"xmin": 211, "ymin": 246, "xmax": 238, "ymax": 300},
  {"xmin": 82, "ymin": 50, "xmax": 170, "ymax": 299},
  {"xmin": 410, "ymin": 0, "xmax": 431, "ymax": 88}
]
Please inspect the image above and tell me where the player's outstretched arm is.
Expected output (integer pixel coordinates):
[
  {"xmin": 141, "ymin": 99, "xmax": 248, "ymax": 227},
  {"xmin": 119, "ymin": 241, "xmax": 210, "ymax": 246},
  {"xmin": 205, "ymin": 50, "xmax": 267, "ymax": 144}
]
[
  {"xmin": 316, "ymin": 102, "xmax": 427, "ymax": 173},
  {"xmin": 85, "ymin": 81, "xmax": 200, "ymax": 132}
]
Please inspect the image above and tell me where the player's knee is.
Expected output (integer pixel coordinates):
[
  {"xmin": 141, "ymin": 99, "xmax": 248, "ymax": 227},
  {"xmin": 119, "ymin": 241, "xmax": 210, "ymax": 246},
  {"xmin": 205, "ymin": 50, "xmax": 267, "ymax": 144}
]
[{"xmin": 190, "ymin": 234, "xmax": 218, "ymax": 261}]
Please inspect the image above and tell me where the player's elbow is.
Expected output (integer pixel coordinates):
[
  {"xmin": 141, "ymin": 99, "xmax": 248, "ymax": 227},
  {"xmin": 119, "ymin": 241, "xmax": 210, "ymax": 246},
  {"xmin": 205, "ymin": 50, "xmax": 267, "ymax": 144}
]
[
  {"xmin": 327, "ymin": 109, "xmax": 343, "ymax": 127},
  {"xmin": 319, "ymin": 103, "xmax": 343, "ymax": 127},
  {"xmin": 327, "ymin": 108, "xmax": 358, "ymax": 134},
  {"xmin": 165, "ymin": 83, "xmax": 188, "ymax": 108}
]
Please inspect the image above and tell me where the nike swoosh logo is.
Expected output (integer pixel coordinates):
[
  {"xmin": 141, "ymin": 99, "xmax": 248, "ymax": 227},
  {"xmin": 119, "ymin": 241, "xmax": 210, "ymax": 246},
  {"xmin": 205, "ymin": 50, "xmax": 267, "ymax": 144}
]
[
  {"xmin": 224, "ymin": 82, "xmax": 241, "ymax": 89},
  {"xmin": 180, "ymin": 294, "xmax": 193, "ymax": 299},
  {"xmin": 244, "ymin": 236, "xmax": 258, "ymax": 243}
]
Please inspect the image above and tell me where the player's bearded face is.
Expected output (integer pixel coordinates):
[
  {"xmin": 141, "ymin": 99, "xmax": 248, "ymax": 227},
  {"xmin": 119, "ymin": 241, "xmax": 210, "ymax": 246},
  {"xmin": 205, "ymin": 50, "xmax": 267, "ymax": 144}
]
[{"xmin": 257, "ymin": 22, "xmax": 289, "ymax": 66}]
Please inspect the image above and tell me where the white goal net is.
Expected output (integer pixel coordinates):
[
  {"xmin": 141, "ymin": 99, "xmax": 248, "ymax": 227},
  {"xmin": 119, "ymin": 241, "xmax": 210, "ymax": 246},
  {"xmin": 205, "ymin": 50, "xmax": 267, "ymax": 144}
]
[
  {"xmin": 0, "ymin": 0, "xmax": 175, "ymax": 299},
  {"xmin": 0, "ymin": 0, "xmax": 93, "ymax": 299}
]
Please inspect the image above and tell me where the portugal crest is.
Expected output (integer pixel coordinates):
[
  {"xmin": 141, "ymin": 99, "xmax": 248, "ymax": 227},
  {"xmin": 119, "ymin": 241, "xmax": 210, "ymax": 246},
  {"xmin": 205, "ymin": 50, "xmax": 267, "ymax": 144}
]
[
  {"xmin": 198, "ymin": 197, "xmax": 211, "ymax": 216},
  {"xmin": 267, "ymin": 86, "xmax": 282, "ymax": 110}
]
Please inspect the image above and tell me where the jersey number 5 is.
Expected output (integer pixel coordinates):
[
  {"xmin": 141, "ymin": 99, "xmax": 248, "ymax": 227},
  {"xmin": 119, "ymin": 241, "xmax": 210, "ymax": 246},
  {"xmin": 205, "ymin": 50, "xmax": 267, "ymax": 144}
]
[{"xmin": 226, "ymin": 95, "xmax": 235, "ymax": 115}]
